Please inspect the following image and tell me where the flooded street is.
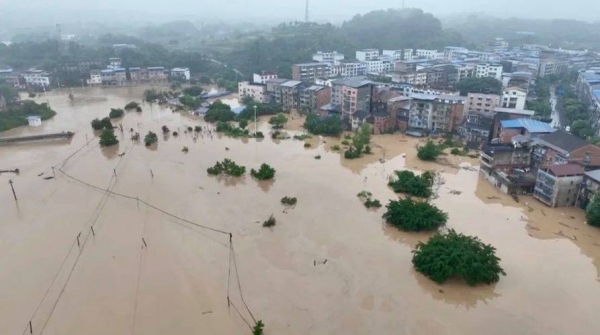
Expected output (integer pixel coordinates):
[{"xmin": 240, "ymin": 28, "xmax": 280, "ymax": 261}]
[{"xmin": 2, "ymin": 87, "xmax": 600, "ymax": 335}]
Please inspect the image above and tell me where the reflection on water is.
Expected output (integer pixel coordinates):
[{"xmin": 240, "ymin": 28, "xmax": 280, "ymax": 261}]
[{"xmin": 1, "ymin": 86, "xmax": 600, "ymax": 335}]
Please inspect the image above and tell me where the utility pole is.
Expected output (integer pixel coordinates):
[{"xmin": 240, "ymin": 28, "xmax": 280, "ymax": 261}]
[{"xmin": 8, "ymin": 180, "xmax": 17, "ymax": 202}]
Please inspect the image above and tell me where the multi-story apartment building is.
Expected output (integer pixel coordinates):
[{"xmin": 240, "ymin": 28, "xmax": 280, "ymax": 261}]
[
  {"xmin": 129, "ymin": 67, "xmax": 141, "ymax": 83},
  {"xmin": 170, "ymin": 68, "xmax": 190, "ymax": 81},
  {"xmin": 415, "ymin": 49, "xmax": 439, "ymax": 59},
  {"xmin": 576, "ymin": 69, "xmax": 600, "ymax": 123},
  {"xmin": 394, "ymin": 59, "xmax": 429, "ymax": 73},
  {"xmin": 502, "ymin": 87, "xmax": 527, "ymax": 109},
  {"xmin": 300, "ymin": 85, "xmax": 331, "ymax": 113},
  {"xmin": 382, "ymin": 49, "xmax": 403, "ymax": 60},
  {"xmin": 23, "ymin": 69, "xmax": 50, "ymax": 87},
  {"xmin": 280, "ymin": 80, "xmax": 304, "ymax": 110},
  {"xmin": 108, "ymin": 57, "xmax": 122, "ymax": 69},
  {"xmin": 147, "ymin": 67, "xmax": 168, "ymax": 81},
  {"xmin": 265, "ymin": 78, "xmax": 289, "ymax": 104},
  {"xmin": 464, "ymin": 93, "xmax": 501, "ymax": 115},
  {"xmin": 100, "ymin": 69, "xmax": 115, "ymax": 85},
  {"xmin": 238, "ymin": 81, "xmax": 267, "ymax": 103},
  {"xmin": 531, "ymin": 130, "xmax": 600, "ymax": 170},
  {"xmin": 0, "ymin": 68, "xmax": 20, "ymax": 87},
  {"xmin": 356, "ymin": 49, "xmax": 379, "ymax": 61},
  {"xmin": 538, "ymin": 59, "xmax": 569, "ymax": 77},
  {"xmin": 339, "ymin": 61, "xmax": 367, "ymax": 78},
  {"xmin": 475, "ymin": 63, "xmax": 503, "ymax": 81},
  {"xmin": 331, "ymin": 77, "xmax": 373, "ymax": 124},
  {"xmin": 577, "ymin": 170, "xmax": 600, "ymax": 208},
  {"xmin": 113, "ymin": 68, "xmax": 127, "ymax": 84},
  {"xmin": 408, "ymin": 93, "xmax": 466, "ymax": 132},
  {"xmin": 362, "ymin": 60, "xmax": 387, "ymax": 74},
  {"xmin": 403, "ymin": 49, "xmax": 414, "ymax": 61},
  {"xmin": 312, "ymin": 51, "xmax": 344, "ymax": 65},
  {"xmin": 88, "ymin": 70, "xmax": 102, "ymax": 85},
  {"xmin": 444, "ymin": 46, "xmax": 469, "ymax": 61},
  {"xmin": 533, "ymin": 164, "xmax": 584, "ymax": 207},
  {"xmin": 253, "ymin": 71, "xmax": 278, "ymax": 84},
  {"xmin": 497, "ymin": 118, "xmax": 555, "ymax": 143},
  {"xmin": 292, "ymin": 63, "xmax": 330, "ymax": 83}
]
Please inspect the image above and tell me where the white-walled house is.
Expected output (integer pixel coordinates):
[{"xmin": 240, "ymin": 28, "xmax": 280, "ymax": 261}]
[{"xmin": 171, "ymin": 68, "xmax": 190, "ymax": 81}]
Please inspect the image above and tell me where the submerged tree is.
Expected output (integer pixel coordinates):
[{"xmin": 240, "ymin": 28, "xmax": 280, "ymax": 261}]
[
  {"xmin": 382, "ymin": 198, "xmax": 447, "ymax": 232},
  {"xmin": 207, "ymin": 159, "xmax": 246, "ymax": 176},
  {"xmin": 144, "ymin": 131, "xmax": 158, "ymax": 146},
  {"xmin": 109, "ymin": 108, "xmax": 125, "ymax": 118},
  {"xmin": 99, "ymin": 129, "xmax": 119, "ymax": 147},
  {"xmin": 251, "ymin": 163, "xmax": 276, "ymax": 180},
  {"xmin": 252, "ymin": 320, "xmax": 265, "ymax": 335},
  {"xmin": 268, "ymin": 113, "xmax": 288, "ymax": 129},
  {"xmin": 412, "ymin": 229, "xmax": 506, "ymax": 286},
  {"xmin": 388, "ymin": 170, "xmax": 435, "ymax": 198},
  {"xmin": 91, "ymin": 117, "xmax": 113, "ymax": 130},
  {"xmin": 417, "ymin": 141, "xmax": 441, "ymax": 161}
]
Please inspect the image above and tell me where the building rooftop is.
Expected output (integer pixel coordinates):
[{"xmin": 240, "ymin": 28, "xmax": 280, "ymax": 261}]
[
  {"xmin": 547, "ymin": 164, "xmax": 585, "ymax": 177},
  {"xmin": 171, "ymin": 67, "xmax": 189, "ymax": 72},
  {"xmin": 585, "ymin": 170, "xmax": 600, "ymax": 183},
  {"xmin": 493, "ymin": 107, "xmax": 535, "ymax": 116},
  {"xmin": 500, "ymin": 118, "xmax": 555, "ymax": 133},
  {"xmin": 331, "ymin": 77, "xmax": 372, "ymax": 88},
  {"xmin": 129, "ymin": 67, "xmax": 141, "ymax": 70},
  {"xmin": 147, "ymin": 67, "xmax": 165, "ymax": 70},
  {"xmin": 304, "ymin": 85, "xmax": 326, "ymax": 91},
  {"xmin": 536, "ymin": 130, "xmax": 590, "ymax": 153},
  {"xmin": 294, "ymin": 62, "xmax": 327, "ymax": 67},
  {"xmin": 280, "ymin": 80, "xmax": 303, "ymax": 87},
  {"xmin": 266, "ymin": 78, "xmax": 289, "ymax": 85}
]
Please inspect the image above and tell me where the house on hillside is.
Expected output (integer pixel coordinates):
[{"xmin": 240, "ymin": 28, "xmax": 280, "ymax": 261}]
[{"xmin": 576, "ymin": 170, "xmax": 600, "ymax": 209}]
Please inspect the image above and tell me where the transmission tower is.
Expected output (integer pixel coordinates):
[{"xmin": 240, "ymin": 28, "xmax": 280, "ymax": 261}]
[{"xmin": 305, "ymin": 0, "xmax": 309, "ymax": 22}]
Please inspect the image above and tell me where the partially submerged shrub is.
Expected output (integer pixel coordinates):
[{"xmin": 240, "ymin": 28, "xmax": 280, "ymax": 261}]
[
  {"xmin": 281, "ymin": 196, "xmax": 297, "ymax": 206},
  {"xmin": 207, "ymin": 159, "xmax": 246, "ymax": 176},
  {"xmin": 251, "ymin": 163, "xmax": 276, "ymax": 180},
  {"xmin": 262, "ymin": 214, "xmax": 276, "ymax": 227}
]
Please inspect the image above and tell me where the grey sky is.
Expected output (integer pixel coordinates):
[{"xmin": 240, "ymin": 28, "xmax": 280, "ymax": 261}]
[{"xmin": 1, "ymin": 0, "xmax": 599, "ymax": 24}]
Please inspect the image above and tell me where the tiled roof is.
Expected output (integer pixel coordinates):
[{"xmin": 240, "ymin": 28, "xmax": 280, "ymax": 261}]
[
  {"xmin": 548, "ymin": 164, "xmax": 585, "ymax": 177},
  {"xmin": 585, "ymin": 170, "xmax": 600, "ymax": 182},
  {"xmin": 536, "ymin": 130, "xmax": 589, "ymax": 153}
]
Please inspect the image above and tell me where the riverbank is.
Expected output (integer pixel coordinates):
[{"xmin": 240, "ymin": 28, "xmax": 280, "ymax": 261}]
[{"xmin": 2, "ymin": 87, "xmax": 600, "ymax": 335}]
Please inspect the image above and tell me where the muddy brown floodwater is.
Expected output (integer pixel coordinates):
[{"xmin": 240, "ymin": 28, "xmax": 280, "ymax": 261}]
[{"xmin": 1, "ymin": 86, "xmax": 600, "ymax": 335}]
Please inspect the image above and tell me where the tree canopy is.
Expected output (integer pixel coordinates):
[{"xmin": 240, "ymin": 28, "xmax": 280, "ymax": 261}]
[
  {"xmin": 0, "ymin": 101, "xmax": 57, "ymax": 132},
  {"xmin": 204, "ymin": 100, "xmax": 235, "ymax": 123},
  {"xmin": 412, "ymin": 229, "xmax": 506, "ymax": 286},
  {"xmin": 586, "ymin": 194, "xmax": 600, "ymax": 228},
  {"xmin": 250, "ymin": 163, "xmax": 276, "ymax": 180},
  {"xmin": 304, "ymin": 113, "xmax": 343, "ymax": 136},
  {"xmin": 388, "ymin": 170, "xmax": 435, "ymax": 198},
  {"xmin": 268, "ymin": 113, "xmax": 288, "ymax": 129},
  {"xmin": 99, "ymin": 129, "xmax": 119, "ymax": 147},
  {"xmin": 91, "ymin": 117, "xmax": 113, "ymax": 131},
  {"xmin": 382, "ymin": 198, "xmax": 448, "ymax": 232},
  {"xmin": 457, "ymin": 77, "xmax": 502, "ymax": 96},
  {"xmin": 417, "ymin": 141, "xmax": 442, "ymax": 161}
]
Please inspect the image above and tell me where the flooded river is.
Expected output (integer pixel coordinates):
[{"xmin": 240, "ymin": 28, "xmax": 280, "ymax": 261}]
[{"xmin": 1, "ymin": 86, "xmax": 600, "ymax": 334}]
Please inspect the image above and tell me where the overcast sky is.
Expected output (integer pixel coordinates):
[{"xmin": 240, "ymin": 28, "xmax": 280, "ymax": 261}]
[{"xmin": 1, "ymin": 0, "xmax": 599, "ymax": 24}]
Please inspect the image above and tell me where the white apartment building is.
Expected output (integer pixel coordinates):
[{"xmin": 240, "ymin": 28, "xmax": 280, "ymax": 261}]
[
  {"xmin": 403, "ymin": 49, "xmax": 414, "ymax": 61},
  {"xmin": 23, "ymin": 69, "xmax": 50, "ymax": 86},
  {"xmin": 415, "ymin": 49, "xmax": 439, "ymax": 59},
  {"xmin": 312, "ymin": 51, "xmax": 345, "ymax": 65},
  {"xmin": 382, "ymin": 49, "xmax": 403, "ymax": 60},
  {"xmin": 444, "ymin": 46, "xmax": 469, "ymax": 61},
  {"xmin": 253, "ymin": 71, "xmax": 278, "ymax": 84},
  {"xmin": 502, "ymin": 87, "xmax": 527, "ymax": 109},
  {"xmin": 476, "ymin": 63, "xmax": 503, "ymax": 81},
  {"xmin": 108, "ymin": 57, "xmax": 122, "ymax": 69},
  {"xmin": 238, "ymin": 81, "xmax": 267, "ymax": 103},
  {"xmin": 89, "ymin": 70, "xmax": 102, "ymax": 85},
  {"xmin": 362, "ymin": 60, "xmax": 386, "ymax": 74},
  {"xmin": 170, "ymin": 67, "xmax": 190, "ymax": 81},
  {"xmin": 340, "ymin": 61, "xmax": 367, "ymax": 77},
  {"xmin": 356, "ymin": 49, "xmax": 380, "ymax": 61}
]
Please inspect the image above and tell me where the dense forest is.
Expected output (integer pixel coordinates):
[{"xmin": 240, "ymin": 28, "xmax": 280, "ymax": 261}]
[
  {"xmin": 226, "ymin": 9, "xmax": 465, "ymax": 77},
  {"xmin": 443, "ymin": 14, "xmax": 600, "ymax": 50}
]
